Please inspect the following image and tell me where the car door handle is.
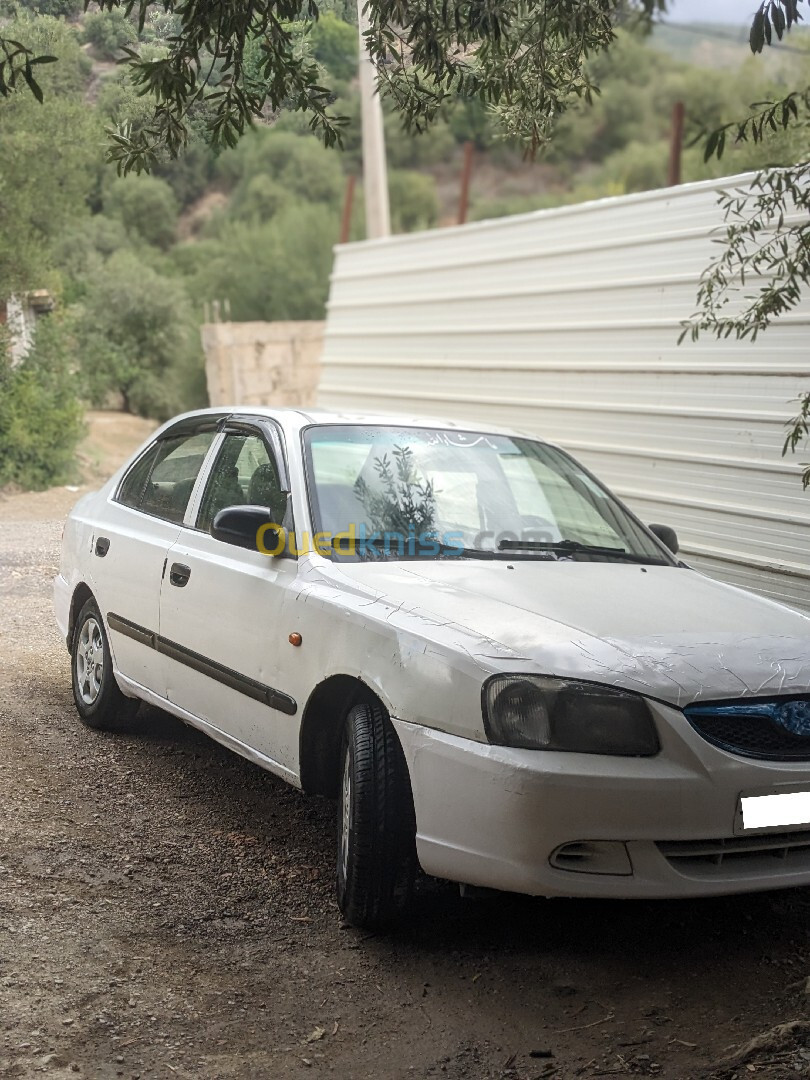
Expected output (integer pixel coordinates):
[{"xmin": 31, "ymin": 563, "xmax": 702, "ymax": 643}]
[
  {"xmin": 94, "ymin": 536, "xmax": 110, "ymax": 557},
  {"xmin": 169, "ymin": 563, "xmax": 191, "ymax": 588}
]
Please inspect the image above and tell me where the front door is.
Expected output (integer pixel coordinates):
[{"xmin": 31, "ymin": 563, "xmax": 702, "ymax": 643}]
[{"xmin": 158, "ymin": 425, "xmax": 301, "ymax": 778}]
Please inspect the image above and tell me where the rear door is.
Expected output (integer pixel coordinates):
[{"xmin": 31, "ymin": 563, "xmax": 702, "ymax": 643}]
[
  {"xmin": 158, "ymin": 419, "xmax": 301, "ymax": 778},
  {"xmin": 94, "ymin": 422, "xmax": 218, "ymax": 695}
]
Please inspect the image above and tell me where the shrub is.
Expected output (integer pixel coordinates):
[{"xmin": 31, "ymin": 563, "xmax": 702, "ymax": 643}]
[
  {"xmin": 389, "ymin": 170, "xmax": 439, "ymax": 233},
  {"xmin": 0, "ymin": 318, "xmax": 84, "ymax": 490},
  {"xmin": 75, "ymin": 250, "xmax": 206, "ymax": 420},
  {"xmin": 229, "ymin": 174, "xmax": 290, "ymax": 223},
  {"xmin": 80, "ymin": 10, "xmax": 136, "ymax": 60},
  {"xmin": 215, "ymin": 129, "xmax": 344, "ymax": 206},
  {"xmin": 104, "ymin": 175, "xmax": 179, "ymax": 250},
  {"xmin": 310, "ymin": 12, "xmax": 357, "ymax": 82},
  {"xmin": 175, "ymin": 201, "xmax": 338, "ymax": 322},
  {"xmin": 11, "ymin": 0, "xmax": 82, "ymax": 16}
]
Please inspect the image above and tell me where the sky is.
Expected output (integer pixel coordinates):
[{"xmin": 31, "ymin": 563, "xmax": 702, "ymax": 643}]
[{"xmin": 665, "ymin": 0, "xmax": 753, "ymax": 23}]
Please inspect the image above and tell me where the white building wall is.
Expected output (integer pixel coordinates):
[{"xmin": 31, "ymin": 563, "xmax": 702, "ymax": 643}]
[{"xmin": 319, "ymin": 175, "xmax": 810, "ymax": 611}]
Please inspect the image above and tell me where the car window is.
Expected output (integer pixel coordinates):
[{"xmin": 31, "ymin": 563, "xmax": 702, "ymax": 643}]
[
  {"xmin": 117, "ymin": 443, "xmax": 161, "ymax": 510},
  {"xmin": 117, "ymin": 432, "xmax": 215, "ymax": 525},
  {"xmin": 500, "ymin": 452, "xmax": 625, "ymax": 548},
  {"xmin": 304, "ymin": 425, "xmax": 670, "ymax": 563},
  {"xmin": 197, "ymin": 432, "xmax": 287, "ymax": 533}
]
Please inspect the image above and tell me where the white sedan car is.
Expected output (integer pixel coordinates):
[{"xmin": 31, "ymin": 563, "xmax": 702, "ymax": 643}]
[{"xmin": 55, "ymin": 407, "xmax": 810, "ymax": 927}]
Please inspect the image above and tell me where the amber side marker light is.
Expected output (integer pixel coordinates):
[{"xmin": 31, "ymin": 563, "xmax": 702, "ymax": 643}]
[{"xmin": 289, "ymin": 632, "xmax": 303, "ymax": 647}]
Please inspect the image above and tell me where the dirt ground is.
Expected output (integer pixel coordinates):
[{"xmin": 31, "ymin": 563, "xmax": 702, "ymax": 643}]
[{"xmin": 2, "ymin": 414, "xmax": 810, "ymax": 1080}]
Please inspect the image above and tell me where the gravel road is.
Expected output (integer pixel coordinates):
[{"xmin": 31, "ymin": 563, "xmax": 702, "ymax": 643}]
[{"xmin": 2, "ymin": 479, "xmax": 810, "ymax": 1080}]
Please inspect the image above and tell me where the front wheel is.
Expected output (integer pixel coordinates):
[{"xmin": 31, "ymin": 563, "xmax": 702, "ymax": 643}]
[
  {"xmin": 71, "ymin": 598, "xmax": 138, "ymax": 731},
  {"xmin": 336, "ymin": 702, "xmax": 417, "ymax": 929}
]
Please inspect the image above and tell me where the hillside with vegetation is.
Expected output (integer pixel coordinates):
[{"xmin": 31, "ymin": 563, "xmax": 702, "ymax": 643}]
[{"xmin": 1, "ymin": 1, "xmax": 807, "ymax": 488}]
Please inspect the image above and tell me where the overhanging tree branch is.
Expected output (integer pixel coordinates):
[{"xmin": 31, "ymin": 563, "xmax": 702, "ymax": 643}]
[
  {"xmin": 0, "ymin": 1, "xmax": 666, "ymax": 171},
  {"xmin": 682, "ymin": 0, "xmax": 809, "ymax": 489}
]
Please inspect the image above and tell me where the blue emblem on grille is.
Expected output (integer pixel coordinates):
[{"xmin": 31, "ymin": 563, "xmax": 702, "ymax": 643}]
[
  {"xmin": 779, "ymin": 699, "xmax": 810, "ymax": 737},
  {"xmin": 684, "ymin": 695, "xmax": 810, "ymax": 760}
]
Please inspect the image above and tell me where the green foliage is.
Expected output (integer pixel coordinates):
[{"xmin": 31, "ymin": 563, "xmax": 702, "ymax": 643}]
[
  {"xmin": 445, "ymin": 97, "xmax": 496, "ymax": 151},
  {"xmin": 683, "ymin": 3, "xmax": 810, "ymax": 488},
  {"xmin": 74, "ymin": 249, "xmax": 205, "ymax": 420},
  {"xmin": 216, "ymin": 128, "xmax": 345, "ymax": 205},
  {"xmin": 174, "ymin": 201, "xmax": 338, "ymax": 321},
  {"xmin": 596, "ymin": 139, "xmax": 669, "ymax": 194},
  {"xmin": 0, "ymin": 318, "xmax": 84, "ymax": 490},
  {"xmin": 0, "ymin": 18, "xmax": 100, "ymax": 296},
  {"xmin": 355, "ymin": 445, "xmax": 436, "ymax": 535},
  {"xmin": 388, "ymin": 170, "xmax": 439, "ymax": 232},
  {"xmin": 785, "ymin": 393, "xmax": 810, "ymax": 489},
  {"xmin": 385, "ymin": 108, "xmax": 457, "ymax": 168},
  {"xmin": 104, "ymin": 174, "xmax": 180, "ymax": 249},
  {"xmin": 749, "ymin": 1, "xmax": 804, "ymax": 53},
  {"xmin": 80, "ymin": 10, "xmax": 137, "ymax": 60},
  {"xmin": 228, "ymin": 174, "xmax": 291, "ymax": 222},
  {"xmin": 309, "ymin": 12, "xmax": 356, "ymax": 82},
  {"xmin": 10, "ymin": 0, "xmax": 82, "ymax": 17},
  {"xmin": 153, "ymin": 142, "xmax": 214, "ymax": 209},
  {"xmin": 0, "ymin": 10, "xmax": 89, "ymax": 96},
  {"xmin": 2, "ymin": 0, "xmax": 670, "ymax": 172},
  {"xmin": 51, "ymin": 215, "xmax": 131, "ymax": 302}
]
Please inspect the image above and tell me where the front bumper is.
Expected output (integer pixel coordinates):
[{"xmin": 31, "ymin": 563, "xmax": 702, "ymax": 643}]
[{"xmin": 392, "ymin": 701, "xmax": 810, "ymax": 899}]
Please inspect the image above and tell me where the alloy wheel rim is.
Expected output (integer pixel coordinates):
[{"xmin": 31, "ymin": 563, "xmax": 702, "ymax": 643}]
[{"xmin": 76, "ymin": 616, "xmax": 104, "ymax": 706}]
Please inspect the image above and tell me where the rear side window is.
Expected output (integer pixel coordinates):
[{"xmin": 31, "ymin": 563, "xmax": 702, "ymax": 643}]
[
  {"xmin": 117, "ymin": 432, "xmax": 215, "ymax": 524},
  {"xmin": 117, "ymin": 444, "xmax": 160, "ymax": 510}
]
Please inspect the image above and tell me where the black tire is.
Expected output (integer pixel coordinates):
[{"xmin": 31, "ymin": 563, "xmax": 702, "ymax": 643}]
[
  {"xmin": 336, "ymin": 701, "xmax": 417, "ymax": 929},
  {"xmin": 70, "ymin": 597, "xmax": 138, "ymax": 731}
]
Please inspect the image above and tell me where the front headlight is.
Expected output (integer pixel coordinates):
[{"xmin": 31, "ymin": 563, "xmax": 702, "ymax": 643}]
[{"xmin": 482, "ymin": 675, "xmax": 660, "ymax": 756}]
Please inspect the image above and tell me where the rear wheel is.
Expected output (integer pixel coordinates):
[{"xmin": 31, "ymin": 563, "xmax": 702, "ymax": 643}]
[
  {"xmin": 71, "ymin": 598, "xmax": 138, "ymax": 731},
  {"xmin": 336, "ymin": 702, "xmax": 417, "ymax": 929}
]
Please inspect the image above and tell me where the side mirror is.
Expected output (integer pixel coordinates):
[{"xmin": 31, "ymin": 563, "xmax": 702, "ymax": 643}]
[
  {"xmin": 211, "ymin": 505, "xmax": 283, "ymax": 553},
  {"xmin": 648, "ymin": 523, "xmax": 679, "ymax": 555}
]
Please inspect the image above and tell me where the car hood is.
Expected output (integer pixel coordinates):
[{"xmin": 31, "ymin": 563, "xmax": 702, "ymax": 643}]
[{"xmin": 332, "ymin": 560, "xmax": 810, "ymax": 707}]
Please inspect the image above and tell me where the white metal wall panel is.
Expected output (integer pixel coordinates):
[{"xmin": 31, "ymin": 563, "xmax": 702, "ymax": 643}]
[{"xmin": 319, "ymin": 176, "xmax": 810, "ymax": 611}]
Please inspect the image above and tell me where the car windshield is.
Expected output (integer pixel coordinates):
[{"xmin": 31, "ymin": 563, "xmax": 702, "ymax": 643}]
[{"xmin": 303, "ymin": 425, "xmax": 673, "ymax": 564}]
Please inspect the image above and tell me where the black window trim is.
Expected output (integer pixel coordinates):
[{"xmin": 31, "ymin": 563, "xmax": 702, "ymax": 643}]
[
  {"xmin": 113, "ymin": 413, "xmax": 229, "ymax": 511},
  {"xmin": 218, "ymin": 413, "xmax": 291, "ymax": 493},
  {"xmin": 192, "ymin": 415, "xmax": 296, "ymax": 554},
  {"xmin": 112, "ymin": 410, "xmax": 295, "ymax": 541}
]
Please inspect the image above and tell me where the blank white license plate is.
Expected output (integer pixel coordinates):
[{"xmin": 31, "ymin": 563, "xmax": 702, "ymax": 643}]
[{"xmin": 741, "ymin": 790, "xmax": 810, "ymax": 831}]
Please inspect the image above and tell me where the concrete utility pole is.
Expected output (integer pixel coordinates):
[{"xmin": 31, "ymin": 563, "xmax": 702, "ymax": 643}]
[{"xmin": 357, "ymin": 0, "xmax": 390, "ymax": 238}]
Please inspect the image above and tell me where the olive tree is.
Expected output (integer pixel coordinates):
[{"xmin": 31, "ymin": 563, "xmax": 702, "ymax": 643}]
[{"xmin": 0, "ymin": 1, "xmax": 667, "ymax": 171}]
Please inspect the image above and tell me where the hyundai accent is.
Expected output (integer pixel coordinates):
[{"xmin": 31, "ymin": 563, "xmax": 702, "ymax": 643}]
[{"xmin": 54, "ymin": 408, "xmax": 810, "ymax": 927}]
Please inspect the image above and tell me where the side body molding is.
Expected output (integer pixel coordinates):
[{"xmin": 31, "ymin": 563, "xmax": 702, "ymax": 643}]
[{"xmin": 107, "ymin": 612, "xmax": 297, "ymax": 716}]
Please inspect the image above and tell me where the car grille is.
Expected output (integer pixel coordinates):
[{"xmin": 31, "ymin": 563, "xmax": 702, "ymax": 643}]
[
  {"xmin": 658, "ymin": 832, "xmax": 810, "ymax": 875},
  {"xmin": 684, "ymin": 696, "xmax": 810, "ymax": 761}
]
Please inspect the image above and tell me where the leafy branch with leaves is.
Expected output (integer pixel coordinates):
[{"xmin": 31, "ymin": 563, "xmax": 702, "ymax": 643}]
[
  {"xmin": 354, "ymin": 445, "xmax": 436, "ymax": 542},
  {"xmin": 681, "ymin": 0, "xmax": 809, "ymax": 488},
  {"xmin": 0, "ymin": 1, "xmax": 667, "ymax": 172},
  {"xmin": 0, "ymin": 33, "xmax": 56, "ymax": 99}
]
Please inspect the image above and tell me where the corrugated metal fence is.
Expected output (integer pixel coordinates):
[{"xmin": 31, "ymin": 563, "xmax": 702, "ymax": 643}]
[{"xmin": 319, "ymin": 175, "xmax": 810, "ymax": 611}]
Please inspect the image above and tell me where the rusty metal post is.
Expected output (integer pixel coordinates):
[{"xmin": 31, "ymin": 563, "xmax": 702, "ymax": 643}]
[
  {"xmin": 667, "ymin": 101, "xmax": 685, "ymax": 187},
  {"xmin": 458, "ymin": 141, "xmax": 474, "ymax": 225},
  {"xmin": 340, "ymin": 174, "xmax": 357, "ymax": 244}
]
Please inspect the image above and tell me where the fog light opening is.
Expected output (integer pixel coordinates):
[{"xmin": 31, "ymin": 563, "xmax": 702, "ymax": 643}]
[{"xmin": 550, "ymin": 841, "xmax": 632, "ymax": 876}]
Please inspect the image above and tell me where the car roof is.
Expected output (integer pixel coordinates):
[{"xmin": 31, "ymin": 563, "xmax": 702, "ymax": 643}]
[{"xmin": 169, "ymin": 405, "xmax": 546, "ymax": 444}]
